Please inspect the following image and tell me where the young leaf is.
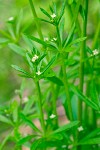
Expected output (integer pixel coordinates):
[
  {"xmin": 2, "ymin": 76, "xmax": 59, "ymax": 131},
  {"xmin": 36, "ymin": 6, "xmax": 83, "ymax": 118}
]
[
  {"xmin": 80, "ymin": 128, "xmax": 100, "ymax": 142},
  {"xmin": 63, "ymin": 23, "xmax": 75, "ymax": 48},
  {"xmin": 25, "ymin": 34, "xmax": 48, "ymax": 47},
  {"xmin": 68, "ymin": 37, "xmax": 87, "ymax": 46},
  {"xmin": 23, "ymin": 97, "xmax": 34, "ymax": 115},
  {"xmin": 17, "ymin": 135, "xmax": 34, "ymax": 146},
  {"xmin": 79, "ymin": 138, "xmax": 100, "ymax": 145},
  {"xmin": 40, "ymin": 8, "xmax": 51, "ymax": 19},
  {"xmin": 31, "ymin": 138, "xmax": 42, "ymax": 150},
  {"xmin": 53, "ymin": 121, "xmax": 79, "ymax": 134},
  {"xmin": 20, "ymin": 113, "xmax": 41, "ymax": 133},
  {"xmin": 11, "ymin": 65, "xmax": 32, "ymax": 78},
  {"xmin": 16, "ymin": 9, "xmax": 23, "ymax": 35},
  {"xmin": 26, "ymin": 53, "xmax": 33, "ymax": 69},
  {"xmin": 0, "ymin": 114, "xmax": 13, "ymax": 126},
  {"xmin": 8, "ymin": 43, "xmax": 26, "ymax": 56},
  {"xmin": 42, "ymin": 56, "xmax": 56, "ymax": 74},
  {"xmin": 12, "ymin": 101, "xmax": 18, "ymax": 123},
  {"xmin": 46, "ymin": 76, "xmax": 63, "ymax": 86},
  {"xmin": 58, "ymin": 0, "xmax": 66, "ymax": 23},
  {"xmin": 0, "ymin": 133, "xmax": 11, "ymax": 150},
  {"xmin": 0, "ymin": 38, "xmax": 9, "ymax": 44}
]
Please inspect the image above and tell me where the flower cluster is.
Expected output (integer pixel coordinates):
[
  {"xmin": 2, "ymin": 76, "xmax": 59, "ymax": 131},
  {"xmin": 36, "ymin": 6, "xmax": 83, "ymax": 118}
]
[{"xmin": 32, "ymin": 54, "xmax": 39, "ymax": 62}]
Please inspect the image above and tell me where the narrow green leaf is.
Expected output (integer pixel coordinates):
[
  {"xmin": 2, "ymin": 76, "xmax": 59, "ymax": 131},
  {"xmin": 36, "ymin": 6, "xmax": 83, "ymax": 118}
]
[
  {"xmin": 63, "ymin": 23, "xmax": 75, "ymax": 48},
  {"xmin": 53, "ymin": 121, "xmax": 79, "ymax": 134},
  {"xmin": 0, "ymin": 114, "xmax": 13, "ymax": 126},
  {"xmin": 71, "ymin": 85, "xmax": 99, "ymax": 110},
  {"xmin": 0, "ymin": 38, "xmax": 9, "ymax": 44},
  {"xmin": 11, "ymin": 65, "xmax": 32, "ymax": 78},
  {"xmin": 20, "ymin": 113, "xmax": 41, "ymax": 133},
  {"xmin": 79, "ymin": 138, "xmax": 100, "ymax": 145},
  {"xmin": 58, "ymin": 0, "xmax": 66, "ymax": 23},
  {"xmin": 90, "ymin": 80, "xmax": 100, "ymax": 106},
  {"xmin": 22, "ymin": 34, "xmax": 34, "ymax": 50},
  {"xmin": 46, "ymin": 76, "xmax": 63, "ymax": 86},
  {"xmin": 80, "ymin": 128, "xmax": 100, "ymax": 142},
  {"xmin": 8, "ymin": 43, "xmax": 25, "ymax": 56},
  {"xmin": 0, "ymin": 133, "xmax": 11, "ymax": 150},
  {"xmin": 26, "ymin": 53, "xmax": 33, "ymax": 69},
  {"xmin": 25, "ymin": 34, "xmax": 48, "ymax": 47},
  {"xmin": 17, "ymin": 135, "xmax": 34, "ymax": 146},
  {"xmin": 68, "ymin": 37, "xmax": 87, "ymax": 46},
  {"xmin": 42, "ymin": 56, "xmax": 56, "ymax": 74},
  {"xmin": 40, "ymin": 8, "xmax": 51, "ymax": 18},
  {"xmin": 23, "ymin": 97, "xmax": 34, "ymax": 115},
  {"xmin": 12, "ymin": 101, "xmax": 18, "ymax": 123},
  {"xmin": 16, "ymin": 9, "xmax": 23, "ymax": 35},
  {"xmin": 31, "ymin": 139, "xmax": 42, "ymax": 150}
]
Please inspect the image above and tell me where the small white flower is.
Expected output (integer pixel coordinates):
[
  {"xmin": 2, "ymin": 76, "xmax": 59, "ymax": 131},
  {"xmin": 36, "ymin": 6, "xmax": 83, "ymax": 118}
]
[
  {"xmin": 32, "ymin": 54, "xmax": 39, "ymax": 62},
  {"xmin": 8, "ymin": 17, "xmax": 14, "ymax": 21},
  {"xmin": 53, "ymin": 37, "xmax": 57, "ymax": 41},
  {"xmin": 62, "ymin": 145, "xmax": 66, "ymax": 148},
  {"xmin": 44, "ymin": 37, "xmax": 49, "ymax": 41},
  {"xmin": 23, "ymin": 97, "xmax": 28, "ymax": 103},
  {"xmin": 50, "ymin": 114, "xmax": 56, "ymax": 119},
  {"xmin": 36, "ymin": 70, "xmax": 41, "ymax": 76},
  {"xmin": 68, "ymin": 145, "xmax": 73, "ymax": 149},
  {"xmin": 51, "ymin": 13, "xmax": 56, "ymax": 19},
  {"xmin": 78, "ymin": 126, "xmax": 84, "ymax": 132},
  {"xmin": 93, "ymin": 49, "xmax": 99, "ymax": 56}
]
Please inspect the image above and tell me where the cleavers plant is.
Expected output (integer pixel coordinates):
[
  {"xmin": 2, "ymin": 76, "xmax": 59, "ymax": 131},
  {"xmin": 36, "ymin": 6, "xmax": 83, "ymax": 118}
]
[{"xmin": 0, "ymin": 0, "xmax": 100, "ymax": 150}]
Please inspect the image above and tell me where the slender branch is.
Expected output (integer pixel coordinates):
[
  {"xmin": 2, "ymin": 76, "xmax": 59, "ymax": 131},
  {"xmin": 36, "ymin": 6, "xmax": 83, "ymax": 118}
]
[
  {"xmin": 36, "ymin": 81, "xmax": 46, "ymax": 135},
  {"xmin": 28, "ymin": 0, "xmax": 43, "ymax": 40},
  {"xmin": 78, "ymin": 0, "xmax": 88, "ymax": 122},
  {"xmin": 62, "ymin": 62, "xmax": 73, "ymax": 121}
]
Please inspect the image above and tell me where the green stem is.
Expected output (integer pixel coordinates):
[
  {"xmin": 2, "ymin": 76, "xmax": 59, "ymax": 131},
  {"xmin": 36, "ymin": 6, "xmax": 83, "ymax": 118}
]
[
  {"xmin": 56, "ymin": 25, "xmax": 61, "ymax": 48},
  {"xmin": 78, "ymin": 0, "xmax": 88, "ymax": 122},
  {"xmin": 36, "ymin": 81, "xmax": 46, "ymax": 136},
  {"xmin": 51, "ymin": 84, "xmax": 59, "ymax": 127},
  {"xmin": 62, "ymin": 62, "xmax": 73, "ymax": 121},
  {"xmin": 28, "ymin": 0, "xmax": 43, "ymax": 40},
  {"xmin": 92, "ymin": 22, "xmax": 100, "ymax": 49}
]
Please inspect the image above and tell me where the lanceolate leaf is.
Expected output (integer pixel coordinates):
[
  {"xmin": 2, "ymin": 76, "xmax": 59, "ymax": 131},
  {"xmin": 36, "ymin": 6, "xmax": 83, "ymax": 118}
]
[
  {"xmin": 40, "ymin": 8, "xmax": 51, "ymax": 18},
  {"xmin": 8, "ymin": 43, "xmax": 26, "ymax": 56},
  {"xmin": 25, "ymin": 35, "xmax": 48, "ymax": 47},
  {"xmin": 80, "ymin": 128, "xmax": 100, "ymax": 142},
  {"xmin": 0, "ymin": 115, "xmax": 13, "ymax": 126},
  {"xmin": 53, "ymin": 121, "xmax": 79, "ymax": 134},
  {"xmin": 11, "ymin": 65, "xmax": 32, "ymax": 78},
  {"xmin": 71, "ymin": 85, "xmax": 100, "ymax": 111},
  {"xmin": 68, "ymin": 37, "xmax": 87, "ymax": 46},
  {"xmin": 46, "ymin": 76, "xmax": 63, "ymax": 86},
  {"xmin": 79, "ymin": 138, "xmax": 100, "ymax": 145},
  {"xmin": 63, "ymin": 23, "xmax": 75, "ymax": 48},
  {"xmin": 58, "ymin": 0, "xmax": 66, "ymax": 23},
  {"xmin": 42, "ymin": 56, "xmax": 56, "ymax": 74},
  {"xmin": 20, "ymin": 113, "xmax": 41, "ymax": 133},
  {"xmin": 17, "ymin": 135, "xmax": 34, "ymax": 146},
  {"xmin": 31, "ymin": 138, "xmax": 42, "ymax": 150}
]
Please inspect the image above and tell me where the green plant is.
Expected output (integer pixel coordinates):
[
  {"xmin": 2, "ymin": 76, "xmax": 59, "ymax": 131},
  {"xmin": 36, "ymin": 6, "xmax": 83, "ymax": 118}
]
[{"xmin": 0, "ymin": 0, "xmax": 100, "ymax": 150}]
